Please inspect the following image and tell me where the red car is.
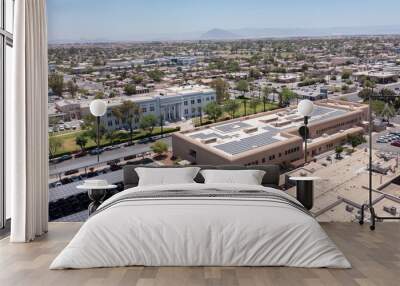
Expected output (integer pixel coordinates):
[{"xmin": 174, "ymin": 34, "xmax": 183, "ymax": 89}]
[{"xmin": 391, "ymin": 141, "xmax": 400, "ymax": 147}]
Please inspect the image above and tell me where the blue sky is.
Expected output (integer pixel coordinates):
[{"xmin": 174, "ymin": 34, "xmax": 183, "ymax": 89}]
[{"xmin": 47, "ymin": 0, "xmax": 400, "ymax": 42}]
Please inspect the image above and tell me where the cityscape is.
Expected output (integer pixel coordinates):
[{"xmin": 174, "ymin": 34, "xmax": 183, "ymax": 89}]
[{"xmin": 48, "ymin": 35, "xmax": 400, "ymax": 222}]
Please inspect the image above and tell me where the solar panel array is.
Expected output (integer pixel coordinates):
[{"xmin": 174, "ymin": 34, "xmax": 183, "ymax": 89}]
[
  {"xmin": 214, "ymin": 132, "xmax": 280, "ymax": 155},
  {"xmin": 190, "ymin": 132, "xmax": 228, "ymax": 140},
  {"xmin": 309, "ymin": 107, "xmax": 346, "ymax": 122},
  {"xmin": 214, "ymin": 122, "xmax": 251, "ymax": 133}
]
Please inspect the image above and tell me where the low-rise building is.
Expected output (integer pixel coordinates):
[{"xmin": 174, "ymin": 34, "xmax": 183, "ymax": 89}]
[
  {"xmin": 172, "ymin": 99, "xmax": 368, "ymax": 166},
  {"xmin": 80, "ymin": 85, "xmax": 216, "ymax": 130}
]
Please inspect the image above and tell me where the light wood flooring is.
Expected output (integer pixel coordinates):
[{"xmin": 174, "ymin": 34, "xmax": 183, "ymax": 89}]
[{"xmin": 0, "ymin": 222, "xmax": 399, "ymax": 286}]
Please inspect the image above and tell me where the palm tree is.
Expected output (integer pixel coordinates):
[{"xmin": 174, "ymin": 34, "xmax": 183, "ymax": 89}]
[
  {"xmin": 249, "ymin": 99, "xmax": 260, "ymax": 114},
  {"xmin": 75, "ymin": 135, "xmax": 88, "ymax": 151},
  {"xmin": 224, "ymin": 99, "xmax": 240, "ymax": 119},
  {"xmin": 381, "ymin": 103, "xmax": 396, "ymax": 124},
  {"xmin": 112, "ymin": 100, "xmax": 140, "ymax": 143},
  {"xmin": 49, "ymin": 136, "xmax": 62, "ymax": 159},
  {"xmin": 105, "ymin": 130, "xmax": 117, "ymax": 146}
]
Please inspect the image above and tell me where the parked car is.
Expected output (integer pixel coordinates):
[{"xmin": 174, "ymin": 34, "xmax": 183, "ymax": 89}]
[
  {"xmin": 64, "ymin": 169, "xmax": 79, "ymax": 176},
  {"xmin": 391, "ymin": 141, "xmax": 400, "ymax": 147},
  {"xmin": 60, "ymin": 154, "xmax": 72, "ymax": 161},
  {"xmin": 104, "ymin": 145, "xmax": 120, "ymax": 151},
  {"xmin": 138, "ymin": 138, "xmax": 150, "ymax": 144},
  {"xmin": 74, "ymin": 150, "xmax": 87, "ymax": 158},
  {"xmin": 89, "ymin": 148, "xmax": 104, "ymax": 155},
  {"xmin": 107, "ymin": 159, "xmax": 120, "ymax": 165},
  {"xmin": 110, "ymin": 164, "xmax": 122, "ymax": 171}
]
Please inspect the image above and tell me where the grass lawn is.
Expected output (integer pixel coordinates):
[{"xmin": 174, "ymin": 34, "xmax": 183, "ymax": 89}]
[
  {"xmin": 193, "ymin": 100, "xmax": 279, "ymax": 127},
  {"xmin": 236, "ymin": 101, "xmax": 278, "ymax": 117},
  {"xmin": 51, "ymin": 127, "xmax": 178, "ymax": 156}
]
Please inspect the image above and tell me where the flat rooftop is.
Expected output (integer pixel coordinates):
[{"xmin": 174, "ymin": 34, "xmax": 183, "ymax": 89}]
[{"xmin": 185, "ymin": 102, "xmax": 353, "ymax": 156}]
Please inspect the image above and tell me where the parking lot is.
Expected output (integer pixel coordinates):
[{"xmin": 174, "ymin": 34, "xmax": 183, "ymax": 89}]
[{"xmin": 370, "ymin": 128, "xmax": 400, "ymax": 154}]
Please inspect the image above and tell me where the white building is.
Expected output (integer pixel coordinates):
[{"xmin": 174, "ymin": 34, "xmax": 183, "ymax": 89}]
[{"xmin": 81, "ymin": 85, "xmax": 216, "ymax": 130}]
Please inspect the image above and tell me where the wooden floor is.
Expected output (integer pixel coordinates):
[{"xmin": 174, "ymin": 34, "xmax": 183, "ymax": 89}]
[{"xmin": 0, "ymin": 222, "xmax": 399, "ymax": 286}]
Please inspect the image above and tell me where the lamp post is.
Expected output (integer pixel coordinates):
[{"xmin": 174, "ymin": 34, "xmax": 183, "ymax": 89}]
[
  {"xmin": 298, "ymin": 99, "xmax": 314, "ymax": 164},
  {"xmin": 90, "ymin": 99, "xmax": 107, "ymax": 163}
]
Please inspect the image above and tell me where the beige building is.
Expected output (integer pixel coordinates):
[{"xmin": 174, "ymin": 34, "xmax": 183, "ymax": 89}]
[{"xmin": 172, "ymin": 99, "xmax": 368, "ymax": 166}]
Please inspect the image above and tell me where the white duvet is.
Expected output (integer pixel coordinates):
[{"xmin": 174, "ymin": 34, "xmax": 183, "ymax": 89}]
[{"xmin": 50, "ymin": 183, "xmax": 351, "ymax": 269}]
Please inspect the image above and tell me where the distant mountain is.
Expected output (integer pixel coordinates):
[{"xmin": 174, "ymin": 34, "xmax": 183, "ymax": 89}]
[
  {"xmin": 49, "ymin": 25, "xmax": 400, "ymax": 44},
  {"xmin": 200, "ymin": 28, "xmax": 239, "ymax": 40},
  {"xmin": 230, "ymin": 25, "xmax": 400, "ymax": 38}
]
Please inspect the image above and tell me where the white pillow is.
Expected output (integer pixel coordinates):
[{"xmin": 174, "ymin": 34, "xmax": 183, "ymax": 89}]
[
  {"xmin": 136, "ymin": 167, "xmax": 201, "ymax": 186},
  {"xmin": 200, "ymin": 169, "xmax": 266, "ymax": 185}
]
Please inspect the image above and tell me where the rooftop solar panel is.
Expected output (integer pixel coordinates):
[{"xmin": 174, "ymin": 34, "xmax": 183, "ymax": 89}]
[
  {"xmin": 214, "ymin": 132, "xmax": 280, "ymax": 155},
  {"xmin": 190, "ymin": 132, "xmax": 228, "ymax": 140},
  {"xmin": 214, "ymin": 122, "xmax": 251, "ymax": 133}
]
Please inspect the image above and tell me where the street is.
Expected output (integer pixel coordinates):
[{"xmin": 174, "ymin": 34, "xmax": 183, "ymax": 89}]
[{"xmin": 49, "ymin": 136, "xmax": 172, "ymax": 176}]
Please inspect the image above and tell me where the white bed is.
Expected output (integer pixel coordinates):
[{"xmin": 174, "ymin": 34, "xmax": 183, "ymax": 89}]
[{"xmin": 50, "ymin": 183, "xmax": 351, "ymax": 269}]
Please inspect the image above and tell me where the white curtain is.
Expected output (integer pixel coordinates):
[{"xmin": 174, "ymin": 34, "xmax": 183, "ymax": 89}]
[{"xmin": 8, "ymin": 0, "xmax": 49, "ymax": 242}]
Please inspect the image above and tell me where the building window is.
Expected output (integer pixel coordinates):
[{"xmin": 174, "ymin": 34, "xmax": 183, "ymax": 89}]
[
  {"xmin": 191, "ymin": 99, "xmax": 195, "ymax": 104},
  {"xmin": 184, "ymin": 109, "xmax": 188, "ymax": 115},
  {"xmin": 142, "ymin": 107, "xmax": 147, "ymax": 113},
  {"xmin": 189, "ymin": 149, "xmax": 197, "ymax": 159},
  {"xmin": 197, "ymin": 98, "xmax": 201, "ymax": 103},
  {"xmin": 149, "ymin": 105, "xmax": 155, "ymax": 112},
  {"xmin": 184, "ymin": 101, "xmax": 188, "ymax": 106}
]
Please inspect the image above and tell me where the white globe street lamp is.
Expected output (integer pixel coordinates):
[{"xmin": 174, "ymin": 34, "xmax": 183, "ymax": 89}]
[
  {"xmin": 90, "ymin": 99, "xmax": 107, "ymax": 117},
  {"xmin": 298, "ymin": 100, "xmax": 314, "ymax": 164},
  {"xmin": 298, "ymin": 99, "xmax": 314, "ymax": 117},
  {"xmin": 90, "ymin": 100, "xmax": 107, "ymax": 162}
]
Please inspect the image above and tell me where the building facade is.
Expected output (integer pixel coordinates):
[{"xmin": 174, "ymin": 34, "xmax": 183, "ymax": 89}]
[{"xmin": 80, "ymin": 85, "xmax": 216, "ymax": 130}]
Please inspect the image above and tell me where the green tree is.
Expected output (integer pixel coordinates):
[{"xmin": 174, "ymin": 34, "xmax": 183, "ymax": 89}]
[
  {"xmin": 236, "ymin": 80, "xmax": 249, "ymax": 95},
  {"xmin": 82, "ymin": 115, "xmax": 107, "ymax": 144},
  {"xmin": 75, "ymin": 135, "xmax": 88, "ymax": 151},
  {"xmin": 249, "ymin": 68, "xmax": 262, "ymax": 79},
  {"xmin": 335, "ymin": 145, "xmax": 344, "ymax": 159},
  {"xmin": 211, "ymin": 78, "xmax": 230, "ymax": 103},
  {"xmin": 371, "ymin": 100, "xmax": 385, "ymax": 115},
  {"xmin": 112, "ymin": 101, "xmax": 140, "ymax": 143},
  {"xmin": 147, "ymin": 69, "xmax": 164, "ymax": 82},
  {"xmin": 225, "ymin": 59, "xmax": 240, "ymax": 72},
  {"xmin": 139, "ymin": 114, "xmax": 158, "ymax": 135},
  {"xmin": 49, "ymin": 136, "xmax": 62, "ymax": 158},
  {"xmin": 224, "ymin": 99, "xmax": 240, "ymax": 118},
  {"xmin": 381, "ymin": 103, "xmax": 396, "ymax": 124},
  {"xmin": 124, "ymin": 84, "xmax": 136, "ymax": 95},
  {"xmin": 341, "ymin": 70, "xmax": 352, "ymax": 80},
  {"xmin": 380, "ymin": 88, "xmax": 396, "ymax": 98},
  {"xmin": 279, "ymin": 88, "xmax": 297, "ymax": 107},
  {"xmin": 249, "ymin": 98, "xmax": 260, "ymax": 114},
  {"xmin": 203, "ymin": 102, "xmax": 223, "ymax": 123},
  {"xmin": 132, "ymin": 75, "xmax": 144, "ymax": 85},
  {"xmin": 150, "ymin": 140, "xmax": 169, "ymax": 157},
  {"xmin": 347, "ymin": 134, "xmax": 366, "ymax": 150},
  {"xmin": 94, "ymin": 91, "xmax": 105, "ymax": 99},
  {"xmin": 358, "ymin": 88, "xmax": 375, "ymax": 100},
  {"xmin": 105, "ymin": 130, "xmax": 118, "ymax": 146},
  {"xmin": 49, "ymin": 73, "xmax": 64, "ymax": 96},
  {"xmin": 66, "ymin": 80, "xmax": 78, "ymax": 97}
]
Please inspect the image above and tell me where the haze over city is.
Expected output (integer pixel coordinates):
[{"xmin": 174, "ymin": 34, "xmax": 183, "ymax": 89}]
[{"xmin": 48, "ymin": 0, "xmax": 400, "ymax": 43}]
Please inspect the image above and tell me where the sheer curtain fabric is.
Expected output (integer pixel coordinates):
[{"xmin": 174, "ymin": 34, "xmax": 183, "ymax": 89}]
[{"xmin": 8, "ymin": 0, "xmax": 48, "ymax": 242}]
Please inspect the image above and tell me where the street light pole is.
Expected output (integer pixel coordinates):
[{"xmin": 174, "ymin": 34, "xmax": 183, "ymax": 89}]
[
  {"xmin": 304, "ymin": 116, "xmax": 309, "ymax": 164},
  {"xmin": 368, "ymin": 87, "xmax": 373, "ymax": 209},
  {"xmin": 298, "ymin": 100, "xmax": 314, "ymax": 165},
  {"xmin": 96, "ymin": 116, "xmax": 100, "ymax": 163},
  {"xmin": 90, "ymin": 99, "xmax": 107, "ymax": 164}
]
